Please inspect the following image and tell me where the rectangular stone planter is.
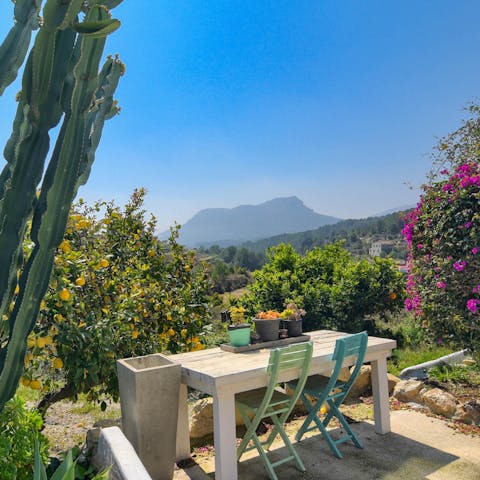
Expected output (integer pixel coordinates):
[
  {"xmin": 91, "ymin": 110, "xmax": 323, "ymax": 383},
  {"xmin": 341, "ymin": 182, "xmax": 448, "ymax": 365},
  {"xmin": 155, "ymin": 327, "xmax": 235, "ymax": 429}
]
[{"xmin": 117, "ymin": 354, "xmax": 181, "ymax": 480}]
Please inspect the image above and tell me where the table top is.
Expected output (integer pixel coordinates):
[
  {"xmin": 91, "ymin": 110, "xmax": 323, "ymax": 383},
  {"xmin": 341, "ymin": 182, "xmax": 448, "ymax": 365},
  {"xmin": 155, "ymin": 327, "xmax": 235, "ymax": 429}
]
[{"xmin": 170, "ymin": 329, "xmax": 396, "ymax": 394}]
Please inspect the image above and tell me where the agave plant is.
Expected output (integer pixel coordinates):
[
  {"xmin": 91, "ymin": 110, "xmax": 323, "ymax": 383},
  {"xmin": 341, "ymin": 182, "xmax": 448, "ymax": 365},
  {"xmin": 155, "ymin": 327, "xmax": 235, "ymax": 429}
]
[{"xmin": 0, "ymin": 0, "xmax": 124, "ymax": 412}]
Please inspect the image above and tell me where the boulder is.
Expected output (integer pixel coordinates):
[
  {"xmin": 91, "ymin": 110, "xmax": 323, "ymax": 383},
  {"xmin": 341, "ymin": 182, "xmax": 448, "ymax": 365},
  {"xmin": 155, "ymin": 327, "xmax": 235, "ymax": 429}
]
[
  {"xmin": 387, "ymin": 373, "xmax": 401, "ymax": 395},
  {"xmin": 189, "ymin": 397, "xmax": 253, "ymax": 439},
  {"xmin": 421, "ymin": 388, "xmax": 457, "ymax": 418},
  {"xmin": 453, "ymin": 400, "xmax": 480, "ymax": 425},
  {"xmin": 348, "ymin": 365, "xmax": 371, "ymax": 398},
  {"xmin": 393, "ymin": 379, "xmax": 425, "ymax": 403}
]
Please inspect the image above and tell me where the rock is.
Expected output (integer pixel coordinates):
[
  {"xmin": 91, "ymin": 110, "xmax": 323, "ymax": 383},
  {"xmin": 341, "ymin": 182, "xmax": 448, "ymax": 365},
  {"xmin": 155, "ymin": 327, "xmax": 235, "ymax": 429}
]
[
  {"xmin": 189, "ymin": 397, "xmax": 253, "ymax": 439},
  {"xmin": 348, "ymin": 365, "xmax": 371, "ymax": 398},
  {"xmin": 387, "ymin": 373, "xmax": 401, "ymax": 395},
  {"xmin": 421, "ymin": 388, "xmax": 457, "ymax": 418},
  {"xmin": 453, "ymin": 400, "xmax": 480, "ymax": 425},
  {"xmin": 393, "ymin": 379, "xmax": 425, "ymax": 403}
]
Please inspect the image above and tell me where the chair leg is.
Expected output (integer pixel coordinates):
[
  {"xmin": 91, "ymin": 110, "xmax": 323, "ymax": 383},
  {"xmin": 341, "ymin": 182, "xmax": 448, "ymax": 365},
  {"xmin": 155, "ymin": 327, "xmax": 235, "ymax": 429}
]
[
  {"xmin": 237, "ymin": 405, "xmax": 262, "ymax": 460},
  {"xmin": 328, "ymin": 400, "xmax": 364, "ymax": 450},
  {"xmin": 270, "ymin": 414, "xmax": 306, "ymax": 472}
]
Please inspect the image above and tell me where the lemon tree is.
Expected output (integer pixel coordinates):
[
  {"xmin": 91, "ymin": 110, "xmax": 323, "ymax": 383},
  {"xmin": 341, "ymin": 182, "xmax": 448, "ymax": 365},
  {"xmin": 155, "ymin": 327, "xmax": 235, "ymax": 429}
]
[{"xmin": 21, "ymin": 189, "xmax": 211, "ymax": 411}]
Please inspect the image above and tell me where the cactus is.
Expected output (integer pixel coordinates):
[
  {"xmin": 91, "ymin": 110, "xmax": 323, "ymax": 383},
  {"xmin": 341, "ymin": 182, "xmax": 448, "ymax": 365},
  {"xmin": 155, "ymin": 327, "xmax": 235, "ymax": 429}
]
[{"xmin": 0, "ymin": 0, "xmax": 124, "ymax": 411}]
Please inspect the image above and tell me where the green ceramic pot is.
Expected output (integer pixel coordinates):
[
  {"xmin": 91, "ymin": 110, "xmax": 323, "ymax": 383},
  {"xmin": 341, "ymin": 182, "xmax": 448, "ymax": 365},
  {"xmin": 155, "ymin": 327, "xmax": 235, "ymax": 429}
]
[{"xmin": 227, "ymin": 324, "xmax": 251, "ymax": 347}]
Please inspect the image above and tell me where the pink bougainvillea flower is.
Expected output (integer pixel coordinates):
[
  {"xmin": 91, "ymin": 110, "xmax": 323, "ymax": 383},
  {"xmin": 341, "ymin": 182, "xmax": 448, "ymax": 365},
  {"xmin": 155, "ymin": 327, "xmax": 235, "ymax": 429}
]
[
  {"xmin": 453, "ymin": 261, "xmax": 466, "ymax": 272},
  {"xmin": 437, "ymin": 338, "xmax": 443, "ymax": 344},
  {"xmin": 417, "ymin": 244, "xmax": 423, "ymax": 250},
  {"xmin": 436, "ymin": 281, "xmax": 446, "ymax": 289},
  {"xmin": 442, "ymin": 183, "xmax": 453, "ymax": 192},
  {"xmin": 472, "ymin": 247, "xmax": 478, "ymax": 255},
  {"xmin": 465, "ymin": 221, "xmax": 472, "ymax": 229},
  {"xmin": 467, "ymin": 299, "xmax": 479, "ymax": 314}
]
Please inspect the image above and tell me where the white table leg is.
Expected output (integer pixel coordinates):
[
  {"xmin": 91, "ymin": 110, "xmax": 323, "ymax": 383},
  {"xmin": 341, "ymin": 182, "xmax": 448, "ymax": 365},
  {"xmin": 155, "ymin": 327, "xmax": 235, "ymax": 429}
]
[
  {"xmin": 371, "ymin": 355, "xmax": 391, "ymax": 434},
  {"xmin": 213, "ymin": 387, "xmax": 237, "ymax": 480},
  {"xmin": 176, "ymin": 383, "xmax": 191, "ymax": 461}
]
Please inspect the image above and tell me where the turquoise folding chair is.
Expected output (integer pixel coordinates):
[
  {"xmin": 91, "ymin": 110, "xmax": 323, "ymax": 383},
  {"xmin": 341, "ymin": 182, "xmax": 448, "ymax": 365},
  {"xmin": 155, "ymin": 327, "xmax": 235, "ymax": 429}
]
[
  {"xmin": 289, "ymin": 331, "xmax": 368, "ymax": 459},
  {"xmin": 235, "ymin": 342, "xmax": 313, "ymax": 480}
]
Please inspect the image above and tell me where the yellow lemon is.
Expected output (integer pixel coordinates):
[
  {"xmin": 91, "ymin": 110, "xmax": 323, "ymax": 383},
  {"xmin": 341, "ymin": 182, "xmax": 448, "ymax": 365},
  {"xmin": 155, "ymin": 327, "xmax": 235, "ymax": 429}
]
[
  {"xmin": 53, "ymin": 358, "xmax": 63, "ymax": 369},
  {"xmin": 99, "ymin": 259, "xmax": 109, "ymax": 268},
  {"xmin": 59, "ymin": 289, "xmax": 70, "ymax": 301},
  {"xmin": 131, "ymin": 329, "xmax": 139, "ymax": 339},
  {"xmin": 21, "ymin": 377, "xmax": 30, "ymax": 387},
  {"xmin": 184, "ymin": 264, "xmax": 191, "ymax": 272},
  {"xmin": 59, "ymin": 240, "xmax": 71, "ymax": 252},
  {"xmin": 36, "ymin": 337, "xmax": 46, "ymax": 349},
  {"xmin": 168, "ymin": 328, "xmax": 175, "ymax": 337},
  {"xmin": 75, "ymin": 276, "xmax": 85, "ymax": 286},
  {"xmin": 29, "ymin": 379, "xmax": 42, "ymax": 390},
  {"xmin": 27, "ymin": 337, "xmax": 36, "ymax": 349},
  {"xmin": 181, "ymin": 329, "xmax": 187, "ymax": 338}
]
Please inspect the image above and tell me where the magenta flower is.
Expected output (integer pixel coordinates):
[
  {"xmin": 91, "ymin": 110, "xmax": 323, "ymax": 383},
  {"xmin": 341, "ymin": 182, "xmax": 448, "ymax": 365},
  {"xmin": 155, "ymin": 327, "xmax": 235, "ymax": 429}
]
[
  {"xmin": 436, "ymin": 281, "xmax": 446, "ymax": 289},
  {"xmin": 467, "ymin": 299, "xmax": 479, "ymax": 314},
  {"xmin": 472, "ymin": 247, "xmax": 478, "ymax": 255},
  {"xmin": 417, "ymin": 244, "xmax": 423, "ymax": 250},
  {"xmin": 465, "ymin": 221, "xmax": 472, "ymax": 229},
  {"xmin": 453, "ymin": 261, "xmax": 466, "ymax": 272}
]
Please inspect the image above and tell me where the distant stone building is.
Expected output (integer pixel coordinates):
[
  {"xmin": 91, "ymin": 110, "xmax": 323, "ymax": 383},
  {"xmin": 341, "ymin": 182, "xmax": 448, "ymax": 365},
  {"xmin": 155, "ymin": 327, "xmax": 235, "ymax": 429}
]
[{"xmin": 369, "ymin": 240, "xmax": 394, "ymax": 257}]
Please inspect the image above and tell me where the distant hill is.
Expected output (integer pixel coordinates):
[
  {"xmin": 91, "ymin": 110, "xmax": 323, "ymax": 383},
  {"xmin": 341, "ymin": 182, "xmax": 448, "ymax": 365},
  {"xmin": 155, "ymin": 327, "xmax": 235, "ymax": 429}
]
[
  {"xmin": 161, "ymin": 196, "xmax": 341, "ymax": 247},
  {"xmin": 373, "ymin": 204, "xmax": 415, "ymax": 217},
  {"xmin": 241, "ymin": 210, "xmax": 412, "ymax": 258}
]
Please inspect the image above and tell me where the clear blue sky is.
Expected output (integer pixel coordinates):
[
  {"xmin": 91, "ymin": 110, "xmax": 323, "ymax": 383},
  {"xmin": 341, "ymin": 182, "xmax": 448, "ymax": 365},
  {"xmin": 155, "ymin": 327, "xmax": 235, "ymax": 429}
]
[{"xmin": 1, "ymin": 1, "xmax": 480, "ymax": 230}]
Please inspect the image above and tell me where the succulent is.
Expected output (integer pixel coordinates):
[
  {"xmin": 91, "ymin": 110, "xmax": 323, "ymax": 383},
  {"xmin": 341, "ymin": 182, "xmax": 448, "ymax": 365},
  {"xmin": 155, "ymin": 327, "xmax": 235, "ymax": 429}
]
[{"xmin": 0, "ymin": 0, "xmax": 124, "ymax": 411}]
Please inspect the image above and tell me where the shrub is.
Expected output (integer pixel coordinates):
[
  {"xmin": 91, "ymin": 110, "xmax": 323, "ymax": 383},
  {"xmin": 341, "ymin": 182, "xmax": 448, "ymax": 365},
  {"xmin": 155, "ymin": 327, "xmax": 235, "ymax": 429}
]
[
  {"xmin": 0, "ymin": 396, "xmax": 48, "ymax": 480},
  {"xmin": 403, "ymin": 162, "xmax": 480, "ymax": 351},
  {"xmin": 239, "ymin": 242, "xmax": 405, "ymax": 332}
]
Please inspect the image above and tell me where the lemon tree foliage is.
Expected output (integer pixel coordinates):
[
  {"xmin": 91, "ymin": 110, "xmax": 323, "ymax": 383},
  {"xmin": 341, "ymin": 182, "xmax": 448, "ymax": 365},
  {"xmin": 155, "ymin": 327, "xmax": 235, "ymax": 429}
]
[
  {"xmin": 21, "ymin": 190, "xmax": 211, "ymax": 410},
  {"xmin": 239, "ymin": 243, "xmax": 405, "ymax": 333}
]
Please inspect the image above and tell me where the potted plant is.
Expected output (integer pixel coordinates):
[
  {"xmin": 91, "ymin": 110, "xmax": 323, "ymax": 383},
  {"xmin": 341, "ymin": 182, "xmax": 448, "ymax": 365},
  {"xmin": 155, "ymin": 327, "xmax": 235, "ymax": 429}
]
[
  {"xmin": 281, "ymin": 303, "xmax": 306, "ymax": 337},
  {"xmin": 225, "ymin": 307, "xmax": 251, "ymax": 347},
  {"xmin": 253, "ymin": 310, "xmax": 282, "ymax": 342}
]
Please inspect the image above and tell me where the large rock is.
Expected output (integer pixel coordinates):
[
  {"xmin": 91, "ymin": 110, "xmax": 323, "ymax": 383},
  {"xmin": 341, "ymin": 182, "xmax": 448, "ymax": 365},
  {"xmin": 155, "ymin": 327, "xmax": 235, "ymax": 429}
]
[
  {"xmin": 453, "ymin": 400, "xmax": 480, "ymax": 425},
  {"xmin": 348, "ymin": 365, "xmax": 371, "ymax": 398},
  {"xmin": 422, "ymin": 388, "xmax": 457, "ymax": 418},
  {"xmin": 189, "ymin": 397, "xmax": 253, "ymax": 439},
  {"xmin": 387, "ymin": 373, "xmax": 401, "ymax": 394},
  {"xmin": 393, "ymin": 379, "xmax": 425, "ymax": 403}
]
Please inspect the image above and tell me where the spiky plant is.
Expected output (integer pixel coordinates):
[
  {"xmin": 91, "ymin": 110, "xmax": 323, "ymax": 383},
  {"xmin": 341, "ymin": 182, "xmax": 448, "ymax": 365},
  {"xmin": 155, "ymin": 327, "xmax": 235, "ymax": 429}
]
[{"xmin": 0, "ymin": 0, "xmax": 125, "ymax": 411}]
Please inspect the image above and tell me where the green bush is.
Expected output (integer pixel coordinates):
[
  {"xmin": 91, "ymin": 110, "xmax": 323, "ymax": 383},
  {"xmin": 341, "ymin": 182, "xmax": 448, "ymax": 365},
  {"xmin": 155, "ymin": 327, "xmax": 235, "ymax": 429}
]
[
  {"xmin": 239, "ymin": 242, "xmax": 405, "ymax": 332},
  {"xmin": 0, "ymin": 396, "xmax": 48, "ymax": 480}
]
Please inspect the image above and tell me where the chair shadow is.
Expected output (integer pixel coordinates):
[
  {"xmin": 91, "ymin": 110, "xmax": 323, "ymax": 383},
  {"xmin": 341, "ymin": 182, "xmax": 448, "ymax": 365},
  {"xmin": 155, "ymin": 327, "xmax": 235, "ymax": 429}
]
[{"xmin": 181, "ymin": 421, "xmax": 480, "ymax": 480}]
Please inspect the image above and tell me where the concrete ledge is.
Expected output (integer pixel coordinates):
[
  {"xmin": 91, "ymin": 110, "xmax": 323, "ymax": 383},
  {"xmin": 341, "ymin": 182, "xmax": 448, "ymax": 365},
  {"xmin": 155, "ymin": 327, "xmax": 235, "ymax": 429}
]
[
  {"xmin": 94, "ymin": 426, "xmax": 152, "ymax": 480},
  {"xmin": 400, "ymin": 349, "xmax": 470, "ymax": 379}
]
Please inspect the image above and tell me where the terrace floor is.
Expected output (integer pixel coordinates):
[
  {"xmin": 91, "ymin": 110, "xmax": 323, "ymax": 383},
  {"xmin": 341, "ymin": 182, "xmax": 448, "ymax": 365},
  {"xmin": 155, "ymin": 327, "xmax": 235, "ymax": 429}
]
[{"xmin": 174, "ymin": 409, "xmax": 480, "ymax": 480}]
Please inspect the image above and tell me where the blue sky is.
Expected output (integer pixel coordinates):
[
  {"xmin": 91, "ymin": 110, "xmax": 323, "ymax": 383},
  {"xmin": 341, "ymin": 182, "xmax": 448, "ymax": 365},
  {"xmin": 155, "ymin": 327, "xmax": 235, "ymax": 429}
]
[{"xmin": 1, "ymin": 1, "xmax": 480, "ymax": 230}]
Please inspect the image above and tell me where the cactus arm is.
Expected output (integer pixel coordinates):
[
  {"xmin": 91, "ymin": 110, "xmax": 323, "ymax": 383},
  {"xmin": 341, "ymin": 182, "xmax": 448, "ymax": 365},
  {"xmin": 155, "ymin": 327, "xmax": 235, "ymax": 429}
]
[
  {"xmin": 0, "ymin": 0, "xmax": 41, "ymax": 96},
  {"xmin": 0, "ymin": 3, "xmax": 123, "ymax": 411}
]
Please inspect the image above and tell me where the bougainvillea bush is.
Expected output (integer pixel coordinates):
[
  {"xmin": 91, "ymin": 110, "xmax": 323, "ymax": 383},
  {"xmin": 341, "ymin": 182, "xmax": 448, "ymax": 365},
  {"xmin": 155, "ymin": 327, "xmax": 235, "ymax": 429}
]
[
  {"xmin": 17, "ymin": 189, "xmax": 211, "ymax": 411},
  {"xmin": 403, "ymin": 162, "xmax": 480, "ymax": 351}
]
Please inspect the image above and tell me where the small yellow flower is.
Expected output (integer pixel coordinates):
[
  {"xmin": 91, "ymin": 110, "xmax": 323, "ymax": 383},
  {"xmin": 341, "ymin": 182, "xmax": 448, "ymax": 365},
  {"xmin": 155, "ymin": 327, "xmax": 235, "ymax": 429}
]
[
  {"xmin": 40, "ymin": 300, "xmax": 46, "ymax": 310},
  {"xmin": 166, "ymin": 313, "xmax": 172, "ymax": 321},
  {"xmin": 54, "ymin": 313, "xmax": 64, "ymax": 322},
  {"xmin": 389, "ymin": 292, "xmax": 397, "ymax": 300},
  {"xmin": 184, "ymin": 264, "xmax": 191, "ymax": 272},
  {"xmin": 148, "ymin": 249, "xmax": 155, "ymax": 257},
  {"xmin": 131, "ymin": 329, "xmax": 139, "ymax": 339},
  {"xmin": 168, "ymin": 328, "xmax": 175, "ymax": 337},
  {"xmin": 36, "ymin": 337, "xmax": 46, "ymax": 349},
  {"xmin": 53, "ymin": 358, "xmax": 63, "ymax": 369},
  {"xmin": 59, "ymin": 289, "xmax": 70, "ymax": 301},
  {"xmin": 14, "ymin": 284, "xmax": 19, "ymax": 295},
  {"xmin": 99, "ymin": 259, "xmax": 109, "ymax": 268},
  {"xmin": 20, "ymin": 378, "xmax": 30, "ymax": 387},
  {"xmin": 78, "ymin": 322, "xmax": 86, "ymax": 328},
  {"xmin": 27, "ymin": 337, "xmax": 36, "ymax": 349},
  {"xmin": 181, "ymin": 329, "xmax": 187, "ymax": 338},
  {"xmin": 75, "ymin": 276, "xmax": 85, "ymax": 286},
  {"xmin": 44, "ymin": 335, "xmax": 52, "ymax": 346}
]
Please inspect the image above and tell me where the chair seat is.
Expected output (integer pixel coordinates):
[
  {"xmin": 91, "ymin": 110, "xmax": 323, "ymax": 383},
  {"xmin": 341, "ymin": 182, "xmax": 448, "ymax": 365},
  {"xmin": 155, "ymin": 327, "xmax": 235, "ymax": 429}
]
[
  {"xmin": 236, "ymin": 387, "xmax": 290, "ymax": 411},
  {"xmin": 289, "ymin": 374, "xmax": 347, "ymax": 396}
]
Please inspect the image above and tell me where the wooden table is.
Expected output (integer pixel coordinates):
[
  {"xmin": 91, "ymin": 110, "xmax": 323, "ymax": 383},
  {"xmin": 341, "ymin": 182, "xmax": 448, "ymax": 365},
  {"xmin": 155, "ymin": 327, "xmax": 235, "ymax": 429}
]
[{"xmin": 172, "ymin": 330, "xmax": 396, "ymax": 480}]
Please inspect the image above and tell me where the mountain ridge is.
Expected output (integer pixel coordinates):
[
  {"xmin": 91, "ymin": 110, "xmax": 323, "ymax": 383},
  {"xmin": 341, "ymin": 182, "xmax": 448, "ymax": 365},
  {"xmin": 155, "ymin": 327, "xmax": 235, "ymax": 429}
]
[{"xmin": 160, "ymin": 196, "xmax": 341, "ymax": 247}]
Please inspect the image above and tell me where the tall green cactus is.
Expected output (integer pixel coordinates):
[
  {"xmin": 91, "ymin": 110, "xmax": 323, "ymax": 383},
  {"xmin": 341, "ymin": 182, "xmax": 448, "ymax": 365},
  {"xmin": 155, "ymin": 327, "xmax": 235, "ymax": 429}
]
[{"xmin": 0, "ymin": 0, "xmax": 125, "ymax": 411}]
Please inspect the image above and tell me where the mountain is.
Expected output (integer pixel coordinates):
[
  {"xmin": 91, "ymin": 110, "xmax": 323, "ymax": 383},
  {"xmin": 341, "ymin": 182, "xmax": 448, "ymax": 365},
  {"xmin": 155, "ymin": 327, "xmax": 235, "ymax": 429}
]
[
  {"xmin": 162, "ymin": 197, "xmax": 341, "ymax": 247},
  {"xmin": 373, "ymin": 204, "xmax": 415, "ymax": 217}
]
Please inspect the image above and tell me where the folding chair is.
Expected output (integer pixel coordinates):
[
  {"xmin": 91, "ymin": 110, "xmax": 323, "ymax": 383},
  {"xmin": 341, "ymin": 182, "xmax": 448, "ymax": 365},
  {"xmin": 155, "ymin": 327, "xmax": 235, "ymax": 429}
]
[
  {"xmin": 235, "ymin": 342, "xmax": 313, "ymax": 480},
  {"xmin": 289, "ymin": 331, "xmax": 368, "ymax": 459}
]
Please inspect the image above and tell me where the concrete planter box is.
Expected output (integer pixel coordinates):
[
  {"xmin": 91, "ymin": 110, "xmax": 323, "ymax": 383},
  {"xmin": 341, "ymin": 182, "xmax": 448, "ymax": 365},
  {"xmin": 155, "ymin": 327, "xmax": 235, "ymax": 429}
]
[{"xmin": 117, "ymin": 354, "xmax": 181, "ymax": 480}]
